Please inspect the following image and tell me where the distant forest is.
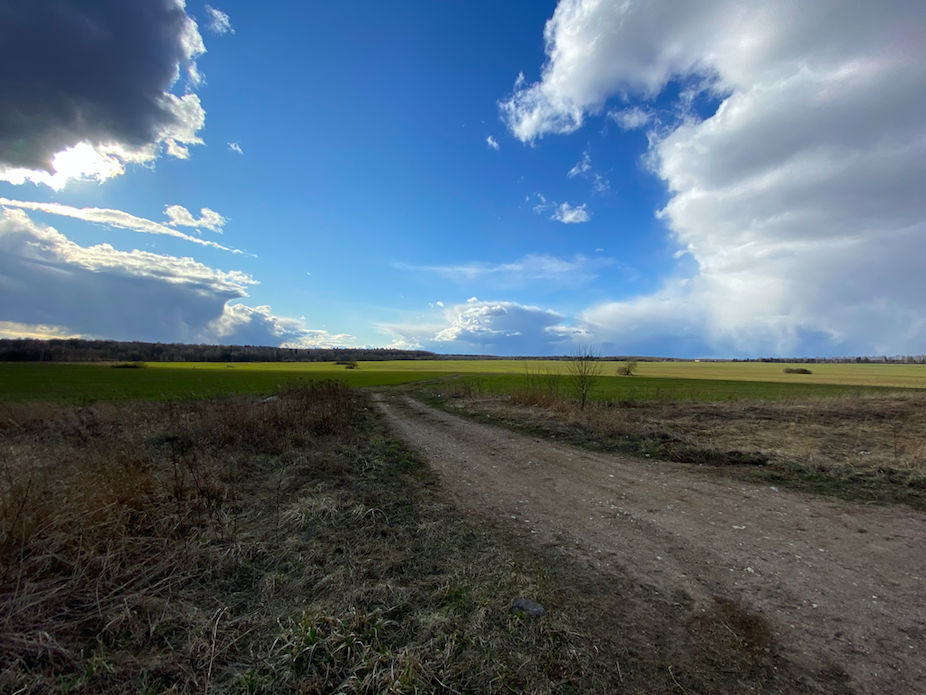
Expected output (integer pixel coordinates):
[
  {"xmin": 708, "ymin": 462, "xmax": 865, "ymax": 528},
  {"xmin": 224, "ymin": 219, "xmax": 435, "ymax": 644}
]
[
  {"xmin": 0, "ymin": 338, "xmax": 923, "ymax": 364},
  {"xmin": 0, "ymin": 338, "xmax": 441, "ymax": 363}
]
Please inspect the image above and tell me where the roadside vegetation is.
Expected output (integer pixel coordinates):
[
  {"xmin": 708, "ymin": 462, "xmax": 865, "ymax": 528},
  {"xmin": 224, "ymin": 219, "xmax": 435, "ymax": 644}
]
[
  {"xmin": 419, "ymin": 374, "xmax": 926, "ymax": 511},
  {"xmin": 0, "ymin": 382, "xmax": 813, "ymax": 693}
]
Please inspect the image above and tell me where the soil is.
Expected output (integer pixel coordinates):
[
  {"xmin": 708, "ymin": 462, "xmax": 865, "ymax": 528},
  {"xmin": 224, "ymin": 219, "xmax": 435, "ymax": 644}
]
[{"xmin": 374, "ymin": 393, "xmax": 926, "ymax": 695}]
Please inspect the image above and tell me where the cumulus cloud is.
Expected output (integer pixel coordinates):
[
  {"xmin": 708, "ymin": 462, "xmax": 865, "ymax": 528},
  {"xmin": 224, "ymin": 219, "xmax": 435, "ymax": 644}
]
[
  {"xmin": 486, "ymin": 136, "xmax": 500, "ymax": 150},
  {"xmin": 381, "ymin": 298, "xmax": 576, "ymax": 355},
  {"xmin": 503, "ymin": 0, "xmax": 926, "ymax": 356},
  {"xmin": 0, "ymin": 199, "xmax": 236, "ymax": 252},
  {"xmin": 207, "ymin": 304, "xmax": 354, "ymax": 348},
  {"xmin": 205, "ymin": 5, "xmax": 234, "ymax": 35},
  {"xmin": 228, "ymin": 142, "xmax": 244, "ymax": 154},
  {"xmin": 164, "ymin": 205, "xmax": 227, "ymax": 233},
  {"xmin": 396, "ymin": 253, "xmax": 610, "ymax": 287},
  {"xmin": 0, "ymin": 0, "xmax": 208, "ymax": 188},
  {"xmin": 0, "ymin": 209, "xmax": 345, "ymax": 347},
  {"xmin": 551, "ymin": 202, "xmax": 590, "ymax": 224}
]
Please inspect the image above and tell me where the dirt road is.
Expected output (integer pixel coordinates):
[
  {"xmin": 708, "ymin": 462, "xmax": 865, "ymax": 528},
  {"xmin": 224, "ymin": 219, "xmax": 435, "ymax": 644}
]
[{"xmin": 374, "ymin": 394, "xmax": 926, "ymax": 695}]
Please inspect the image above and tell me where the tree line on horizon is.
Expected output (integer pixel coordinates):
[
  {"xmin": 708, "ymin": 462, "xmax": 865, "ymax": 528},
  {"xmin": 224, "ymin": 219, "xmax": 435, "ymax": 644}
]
[{"xmin": 0, "ymin": 338, "xmax": 922, "ymax": 365}]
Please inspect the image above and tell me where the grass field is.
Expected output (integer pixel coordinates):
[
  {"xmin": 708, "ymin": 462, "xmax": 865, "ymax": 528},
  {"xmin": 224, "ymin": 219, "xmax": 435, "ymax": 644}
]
[
  {"xmin": 2, "ymin": 359, "xmax": 924, "ymax": 402},
  {"xmin": 0, "ymin": 363, "xmax": 447, "ymax": 402},
  {"xmin": 434, "ymin": 373, "xmax": 905, "ymax": 402}
]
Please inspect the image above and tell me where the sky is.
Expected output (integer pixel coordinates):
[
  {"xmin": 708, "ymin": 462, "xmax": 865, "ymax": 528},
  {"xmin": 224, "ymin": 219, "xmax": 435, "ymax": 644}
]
[{"xmin": 1, "ymin": 0, "xmax": 925, "ymax": 358}]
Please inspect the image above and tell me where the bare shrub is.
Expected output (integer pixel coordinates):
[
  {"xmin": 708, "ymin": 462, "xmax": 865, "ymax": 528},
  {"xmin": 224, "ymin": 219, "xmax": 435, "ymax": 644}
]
[
  {"xmin": 510, "ymin": 362, "xmax": 564, "ymax": 407},
  {"xmin": 567, "ymin": 344, "xmax": 603, "ymax": 410}
]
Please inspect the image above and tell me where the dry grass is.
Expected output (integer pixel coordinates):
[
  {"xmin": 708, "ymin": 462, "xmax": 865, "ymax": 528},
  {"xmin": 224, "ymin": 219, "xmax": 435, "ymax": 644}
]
[
  {"xmin": 435, "ymin": 391, "xmax": 926, "ymax": 510},
  {"xmin": 0, "ymin": 382, "xmax": 354, "ymax": 693},
  {"xmin": 1, "ymin": 381, "xmax": 825, "ymax": 694}
]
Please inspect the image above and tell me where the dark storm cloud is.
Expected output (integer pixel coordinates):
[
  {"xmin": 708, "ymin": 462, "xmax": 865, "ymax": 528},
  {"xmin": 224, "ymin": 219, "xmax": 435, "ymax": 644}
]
[{"xmin": 0, "ymin": 0, "xmax": 201, "ymax": 172}]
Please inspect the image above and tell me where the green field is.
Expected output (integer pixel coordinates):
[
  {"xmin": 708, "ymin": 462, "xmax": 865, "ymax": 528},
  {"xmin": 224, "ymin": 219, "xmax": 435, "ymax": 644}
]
[
  {"xmin": 1, "ymin": 359, "xmax": 923, "ymax": 402},
  {"xmin": 434, "ymin": 373, "xmax": 905, "ymax": 402},
  {"xmin": 0, "ymin": 362, "xmax": 446, "ymax": 402}
]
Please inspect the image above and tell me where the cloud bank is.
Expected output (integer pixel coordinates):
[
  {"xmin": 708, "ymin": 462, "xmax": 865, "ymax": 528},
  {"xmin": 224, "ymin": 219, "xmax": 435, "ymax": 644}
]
[
  {"xmin": 0, "ymin": 0, "xmax": 208, "ymax": 188},
  {"xmin": 382, "ymin": 298, "xmax": 580, "ymax": 355},
  {"xmin": 503, "ymin": 0, "xmax": 926, "ymax": 356},
  {"xmin": 0, "ymin": 209, "xmax": 350, "ymax": 348}
]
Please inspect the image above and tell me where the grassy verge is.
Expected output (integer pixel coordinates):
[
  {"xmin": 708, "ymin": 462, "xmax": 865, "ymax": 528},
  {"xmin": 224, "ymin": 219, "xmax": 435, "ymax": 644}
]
[
  {"xmin": 414, "ymin": 385, "xmax": 926, "ymax": 513},
  {"xmin": 2, "ymin": 384, "xmax": 818, "ymax": 693}
]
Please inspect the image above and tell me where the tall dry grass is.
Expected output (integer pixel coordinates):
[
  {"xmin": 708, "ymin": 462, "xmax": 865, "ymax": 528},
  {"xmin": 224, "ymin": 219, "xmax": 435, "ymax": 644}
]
[
  {"xmin": 0, "ymin": 382, "xmax": 353, "ymax": 692},
  {"xmin": 1, "ymin": 380, "xmax": 814, "ymax": 694}
]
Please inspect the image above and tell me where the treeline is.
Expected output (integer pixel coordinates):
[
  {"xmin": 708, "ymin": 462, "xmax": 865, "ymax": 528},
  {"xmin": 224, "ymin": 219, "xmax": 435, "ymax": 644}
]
[{"xmin": 0, "ymin": 339, "xmax": 438, "ymax": 363}]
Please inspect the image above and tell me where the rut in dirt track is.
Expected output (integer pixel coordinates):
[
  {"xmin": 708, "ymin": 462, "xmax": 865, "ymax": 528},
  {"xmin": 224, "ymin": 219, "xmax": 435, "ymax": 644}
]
[{"xmin": 374, "ymin": 393, "xmax": 926, "ymax": 695}]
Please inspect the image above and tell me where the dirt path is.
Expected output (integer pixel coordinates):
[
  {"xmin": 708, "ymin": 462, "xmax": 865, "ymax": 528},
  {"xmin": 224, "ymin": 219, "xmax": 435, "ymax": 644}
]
[{"xmin": 374, "ymin": 393, "xmax": 926, "ymax": 695}]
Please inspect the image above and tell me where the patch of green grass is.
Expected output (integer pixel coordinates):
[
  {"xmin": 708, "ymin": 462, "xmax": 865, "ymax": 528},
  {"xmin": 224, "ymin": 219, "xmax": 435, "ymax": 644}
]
[{"xmin": 431, "ymin": 373, "xmax": 907, "ymax": 403}]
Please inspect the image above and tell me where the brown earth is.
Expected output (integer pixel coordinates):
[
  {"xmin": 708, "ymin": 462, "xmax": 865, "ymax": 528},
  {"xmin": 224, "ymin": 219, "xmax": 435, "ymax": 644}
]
[{"xmin": 374, "ymin": 393, "xmax": 926, "ymax": 695}]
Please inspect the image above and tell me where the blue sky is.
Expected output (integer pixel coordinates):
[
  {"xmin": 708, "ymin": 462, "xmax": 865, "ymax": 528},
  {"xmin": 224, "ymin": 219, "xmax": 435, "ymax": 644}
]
[{"xmin": 2, "ymin": 1, "xmax": 925, "ymax": 358}]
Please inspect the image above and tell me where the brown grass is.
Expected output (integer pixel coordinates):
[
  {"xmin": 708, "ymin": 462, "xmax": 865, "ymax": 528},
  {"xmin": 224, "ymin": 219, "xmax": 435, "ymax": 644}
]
[
  {"xmin": 434, "ymin": 391, "xmax": 926, "ymax": 510},
  {"xmin": 1, "ymin": 381, "xmax": 823, "ymax": 694},
  {"xmin": 0, "ymin": 382, "xmax": 354, "ymax": 693}
]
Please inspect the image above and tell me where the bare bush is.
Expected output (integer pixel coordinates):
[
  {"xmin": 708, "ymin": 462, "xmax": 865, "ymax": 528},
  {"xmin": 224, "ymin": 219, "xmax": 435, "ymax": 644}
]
[{"xmin": 567, "ymin": 344, "xmax": 603, "ymax": 410}]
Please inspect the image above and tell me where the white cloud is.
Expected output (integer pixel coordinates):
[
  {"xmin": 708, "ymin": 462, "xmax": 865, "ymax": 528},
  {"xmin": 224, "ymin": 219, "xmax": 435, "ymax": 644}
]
[
  {"xmin": 567, "ymin": 149, "xmax": 610, "ymax": 194},
  {"xmin": 207, "ymin": 304, "xmax": 354, "ymax": 348},
  {"xmin": 164, "ymin": 205, "xmax": 227, "ymax": 233},
  {"xmin": 609, "ymin": 106, "xmax": 652, "ymax": 130},
  {"xmin": 0, "ymin": 209, "xmax": 342, "ymax": 348},
  {"xmin": 396, "ymin": 253, "xmax": 610, "ymax": 286},
  {"xmin": 381, "ymin": 298, "xmax": 576, "ymax": 355},
  {"xmin": 551, "ymin": 202, "xmax": 590, "ymax": 224},
  {"xmin": 205, "ymin": 5, "xmax": 235, "ymax": 35},
  {"xmin": 487, "ymin": 136, "xmax": 500, "ymax": 151},
  {"xmin": 228, "ymin": 142, "xmax": 244, "ymax": 154},
  {"xmin": 532, "ymin": 192, "xmax": 593, "ymax": 221},
  {"xmin": 567, "ymin": 151, "xmax": 591, "ymax": 178},
  {"xmin": 502, "ymin": 0, "xmax": 926, "ymax": 356},
  {"xmin": 0, "ymin": 199, "xmax": 237, "ymax": 252},
  {"xmin": 436, "ymin": 301, "xmax": 444, "ymax": 307}
]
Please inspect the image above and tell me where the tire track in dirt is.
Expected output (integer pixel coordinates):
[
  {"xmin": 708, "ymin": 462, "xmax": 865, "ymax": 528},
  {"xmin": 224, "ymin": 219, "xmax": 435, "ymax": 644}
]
[{"xmin": 374, "ymin": 393, "xmax": 926, "ymax": 695}]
